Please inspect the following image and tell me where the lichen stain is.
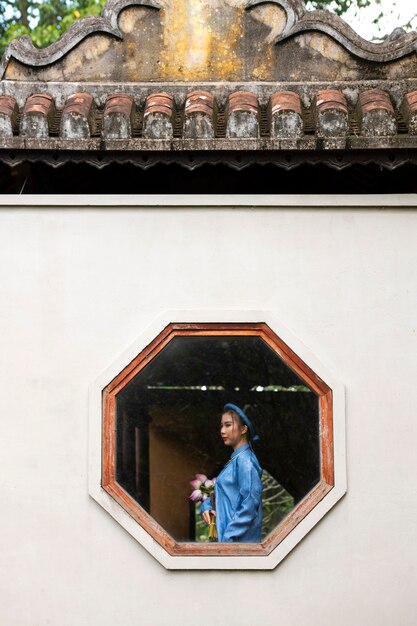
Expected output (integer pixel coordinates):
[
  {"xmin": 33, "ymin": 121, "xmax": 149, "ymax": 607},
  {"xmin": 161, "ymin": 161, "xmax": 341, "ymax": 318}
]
[
  {"xmin": 301, "ymin": 33, "xmax": 351, "ymax": 65},
  {"xmin": 251, "ymin": 47, "xmax": 275, "ymax": 81},
  {"xmin": 158, "ymin": 0, "xmax": 244, "ymax": 81},
  {"xmin": 57, "ymin": 36, "xmax": 113, "ymax": 81},
  {"xmin": 248, "ymin": 4, "xmax": 287, "ymax": 43},
  {"xmin": 293, "ymin": 33, "xmax": 363, "ymax": 80},
  {"xmin": 384, "ymin": 56, "xmax": 414, "ymax": 81},
  {"xmin": 6, "ymin": 60, "xmax": 32, "ymax": 81},
  {"xmin": 83, "ymin": 37, "xmax": 111, "ymax": 61},
  {"xmin": 242, "ymin": 5, "xmax": 286, "ymax": 80},
  {"xmin": 117, "ymin": 8, "xmax": 160, "ymax": 81},
  {"xmin": 119, "ymin": 7, "xmax": 149, "ymax": 33}
]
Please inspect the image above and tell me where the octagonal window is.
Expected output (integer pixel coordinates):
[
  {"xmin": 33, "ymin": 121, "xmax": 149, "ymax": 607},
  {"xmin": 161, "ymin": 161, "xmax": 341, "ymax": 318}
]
[{"xmin": 102, "ymin": 323, "xmax": 334, "ymax": 557}]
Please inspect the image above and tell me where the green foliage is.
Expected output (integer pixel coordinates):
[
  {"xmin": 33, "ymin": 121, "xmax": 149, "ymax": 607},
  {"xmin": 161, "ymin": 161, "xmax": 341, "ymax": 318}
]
[
  {"xmin": 195, "ymin": 503, "xmax": 210, "ymax": 543},
  {"xmin": 0, "ymin": 0, "xmax": 105, "ymax": 55},
  {"xmin": 261, "ymin": 470, "xmax": 294, "ymax": 539}
]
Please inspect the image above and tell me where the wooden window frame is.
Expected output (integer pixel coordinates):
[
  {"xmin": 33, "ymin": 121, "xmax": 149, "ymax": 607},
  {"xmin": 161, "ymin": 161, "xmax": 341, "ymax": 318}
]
[{"xmin": 102, "ymin": 321, "xmax": 334, "ymax": 558}]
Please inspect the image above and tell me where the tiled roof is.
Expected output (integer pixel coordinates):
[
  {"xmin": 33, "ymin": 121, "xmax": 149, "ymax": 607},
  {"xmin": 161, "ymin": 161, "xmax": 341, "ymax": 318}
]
[
  {"xmin": 1, "ymin": 87, "xmax": 416, "ymax": 148},
  {"xmin": 0, "ymin": 0, "xmax": 416, "ymax": 168}
]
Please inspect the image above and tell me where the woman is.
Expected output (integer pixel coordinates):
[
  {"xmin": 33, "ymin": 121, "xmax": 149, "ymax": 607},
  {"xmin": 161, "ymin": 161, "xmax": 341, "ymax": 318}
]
[{"xmin": 201, "ymin": 403, "xmax": 263, "ymax": 542}]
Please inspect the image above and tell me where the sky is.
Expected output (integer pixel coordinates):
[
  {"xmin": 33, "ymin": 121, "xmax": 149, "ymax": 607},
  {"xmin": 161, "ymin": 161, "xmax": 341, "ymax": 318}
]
[{"xmin": 324, "ymin": 0, "xmax": 416, "ymax": 40}]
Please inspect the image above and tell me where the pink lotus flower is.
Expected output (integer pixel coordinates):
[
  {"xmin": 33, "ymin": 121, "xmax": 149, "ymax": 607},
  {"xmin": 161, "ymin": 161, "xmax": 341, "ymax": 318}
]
[
  {"xmin": 188, "ymin": 473, "xmax": 217, "ymax": 506},
  {"xmin": 189, "ymin": 489, "xmax": 202, "ymax": 502}
]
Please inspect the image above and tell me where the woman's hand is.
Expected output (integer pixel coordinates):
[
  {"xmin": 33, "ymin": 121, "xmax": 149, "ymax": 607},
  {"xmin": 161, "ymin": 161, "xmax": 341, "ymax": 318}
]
[{"xmin": 202, "ymin": 510, "xmax": 216, "ymax": 525}]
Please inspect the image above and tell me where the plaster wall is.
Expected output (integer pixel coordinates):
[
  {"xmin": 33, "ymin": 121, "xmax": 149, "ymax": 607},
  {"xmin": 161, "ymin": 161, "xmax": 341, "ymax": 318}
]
[{"xmin": 0, "ymin": 196, "xmax": 416, "ymax": 626}]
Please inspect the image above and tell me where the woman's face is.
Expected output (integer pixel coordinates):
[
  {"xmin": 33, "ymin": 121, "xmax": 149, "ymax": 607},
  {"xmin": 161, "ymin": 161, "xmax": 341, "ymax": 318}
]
[{"xmin": 220, "ymin": 411, "xmax": 248, "ymax": 449}]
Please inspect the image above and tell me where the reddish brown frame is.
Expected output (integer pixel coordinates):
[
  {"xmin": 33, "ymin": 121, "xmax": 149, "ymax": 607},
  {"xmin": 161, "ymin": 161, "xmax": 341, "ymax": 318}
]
[{"xmin": 102, "ymin": 322, "xmax": 334, "ymax": 557}]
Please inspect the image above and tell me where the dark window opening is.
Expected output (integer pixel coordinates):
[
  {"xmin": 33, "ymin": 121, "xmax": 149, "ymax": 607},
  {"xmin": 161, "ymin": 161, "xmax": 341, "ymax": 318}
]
[{"xmin": 115, "ymin": 335, "xmax": 320, "ymax": 543}]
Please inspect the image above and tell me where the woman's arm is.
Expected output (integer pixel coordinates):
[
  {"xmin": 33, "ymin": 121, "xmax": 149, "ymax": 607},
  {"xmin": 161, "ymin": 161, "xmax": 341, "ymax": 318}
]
[{"xmin": 222, "ymin": 457, "xmax": 262, "ymax": 542}]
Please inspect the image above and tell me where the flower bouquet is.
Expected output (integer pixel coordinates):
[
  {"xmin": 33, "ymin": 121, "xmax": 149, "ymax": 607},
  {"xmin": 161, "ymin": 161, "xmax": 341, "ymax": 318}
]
[{"xmin": 189, "ymin": 473, "xmax": 217, "ymax": 542}]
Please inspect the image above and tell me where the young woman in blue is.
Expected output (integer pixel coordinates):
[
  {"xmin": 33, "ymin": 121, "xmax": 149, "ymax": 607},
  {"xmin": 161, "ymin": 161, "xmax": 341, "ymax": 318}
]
[{"xmin": 201, "ymin": 403, "xmax": 263, "ymax": 543}]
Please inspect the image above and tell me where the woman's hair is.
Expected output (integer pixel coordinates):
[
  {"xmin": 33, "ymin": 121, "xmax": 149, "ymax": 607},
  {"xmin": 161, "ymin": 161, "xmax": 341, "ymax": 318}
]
[{"xmin": 223, "ymin": 404, "xmax": 257, "ymax": 442}]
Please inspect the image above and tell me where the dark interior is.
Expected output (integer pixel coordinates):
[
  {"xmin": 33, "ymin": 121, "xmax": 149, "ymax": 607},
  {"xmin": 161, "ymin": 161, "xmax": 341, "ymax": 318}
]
[{"xmin": 115, "ymin": 335, "xmax": 320, "ymax": 541}]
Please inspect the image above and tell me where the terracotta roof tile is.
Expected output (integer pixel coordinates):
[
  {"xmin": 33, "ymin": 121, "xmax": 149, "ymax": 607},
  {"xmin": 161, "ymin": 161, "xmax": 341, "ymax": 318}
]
[
  {"xmin": 401, "ymin": 91, "xmax": 417, "ymax": 135},
  {"xmin": 268, "ymin": 92, "xmax": 303, "ymax": 141},
  {"xmin": 315, "ymin": 90, "xmax": 348, "ymax": 114},
  {"xmin": 103, "ymin": 94, "xmax": 135, "ymax": 140},
  {"xmin": 21, "ymin": 94, "xmax": 56, "ymax": 139},
  {"xmin": 314, "ymin": 90, "xmax": 348, "ymax": 141},
  {"xmin": 227, "ymin": 92, "xmax": 259, "ymax": 139},
  {"xmin": 61, "ymin": 93, "xmax": 96, "ymax": 139},
  {"xmin": 184, "ymin": 91, "xmax": 216, "ymax": 140},
  {"xmin": 357, "ymin": 89, "xmax": 397, "ymax": 137},
  {"xmin": 0, "ymin": 86, "xmax": 416, "ymax": 160},
  {"xmin": 143, "ymin": 93, "xmax": 175, "ymax": 140},
  {"xmin": 0, "ymin": 96, "xmax": 18, "ymax": 138},
  {"xmin": 270, "ymin": 92, "xmax": 302, "ymax": 116}
]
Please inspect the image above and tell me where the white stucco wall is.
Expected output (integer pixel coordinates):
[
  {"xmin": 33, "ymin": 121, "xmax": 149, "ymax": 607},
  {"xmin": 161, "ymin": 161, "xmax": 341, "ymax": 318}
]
[{"xmin": 1, "ymin": 196, "xmax": 416, "ymax": 626}]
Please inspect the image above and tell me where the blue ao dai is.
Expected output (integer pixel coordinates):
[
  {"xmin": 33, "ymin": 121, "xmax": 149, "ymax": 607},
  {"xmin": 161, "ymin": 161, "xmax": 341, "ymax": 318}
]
[{"xmin": 201, "ymin": 444, "xmax": 263, "ymax": 542}]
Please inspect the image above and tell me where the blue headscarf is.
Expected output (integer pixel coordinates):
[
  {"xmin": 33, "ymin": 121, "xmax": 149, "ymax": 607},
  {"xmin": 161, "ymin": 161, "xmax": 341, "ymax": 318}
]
[{"xmin": 223, "ymin": 403, "xmax": 260, "ymax": 442}]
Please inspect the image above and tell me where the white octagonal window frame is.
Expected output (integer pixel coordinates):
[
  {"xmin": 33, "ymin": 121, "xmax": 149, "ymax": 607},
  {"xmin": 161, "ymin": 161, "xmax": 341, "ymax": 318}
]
[{"xmin": 89, "ymin": 310, "xmax": 346, "ymax": 570}]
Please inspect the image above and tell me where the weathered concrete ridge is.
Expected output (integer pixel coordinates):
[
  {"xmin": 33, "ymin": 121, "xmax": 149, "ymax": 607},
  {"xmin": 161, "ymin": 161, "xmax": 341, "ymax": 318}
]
[{"xmin": 1, "ymin": 0, "xmax": 417, "ymax": 83}]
